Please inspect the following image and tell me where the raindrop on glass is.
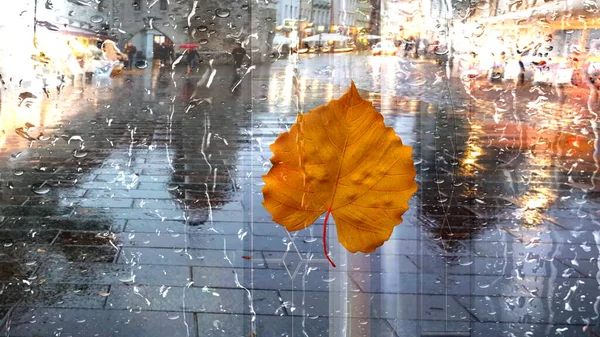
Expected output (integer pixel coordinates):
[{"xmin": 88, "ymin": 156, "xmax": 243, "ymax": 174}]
[
  {"xmin": 241, "ymin": 4, "xmax": 249, "ymax": 10},
  {"xmin": 215, "ymin": 8, "xmax": 231, "ymax": 18},
  {"xmin": 135, "ymin": 60, "xmax": 148, "ymax": 69},
  {"xmin": 90, "ymin": 15, "xmax": 104, "ymax": 23},
  {"xmin": 199, "ymin": 39, "xmax": 209, "ymax": 45},
  {"xmin": 13, "ymin": 170, "xmax": 24, "ymax": 176},
  {"xmin": 32, "ymin": 185, "xmax": 51, "ymax": 195},
  {"xmin": 73, "ymin": 150, "xmax": 88, "ymax": 158},
  {"xmin": 197, "ymin": 25, "xmax": 208, "ymax": 32}
]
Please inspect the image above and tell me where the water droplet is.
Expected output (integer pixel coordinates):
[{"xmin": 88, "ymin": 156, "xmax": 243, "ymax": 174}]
[
  {"xmin": 68, "ymin": 135, "xmax": 84, "ymax": 144},
  {"xmin": 32, "ymin": 185, "xmax": 50, "ymax": 195},
  {"xmin": 13, "ymin": 170, "xmax": 24, "ymax": 176},
  {"xmin": 68, "ymin": 10, "xmax": 75, "ymax": 16},
  {"xmin": 135, "ymin": 60, "xmax": 148, "ymax": 69},
  {"xmin": 7, "ymin": 182, "xmax": 14, "ymax": 189},
  {"xmin": 322, "ymin": 277, "xmax": 336, "ymax": 283},
  {"xmin": 199, "ymin": 39, "xmax": 209, "ymax": 45},
  {"xmin": 90, "ymin": 15, "xmax": 104, "ymax": 23},
  {"xmin": 303, "ymin": 237, "xmax": 318, "ymax": 243},
  {"xmin": 215, "ymin": 8, "xmax": 231, "ymax": 18},
  {"xmin": 167, "ymin": 314, "xmax": 180, "ymax": 320},
  {"xmin": 166, "ymin": 184, "xmax": 179, "ymax": 191},
  {"xmin": 197, "ymin": 25, "xmax": 208, "ymax": 32},
  {"xmin": 241, "ymin": 4, "xmax": 249, "ymax": 10},
  {"xmin": 76, "ymin": 319, "xmax": 86, "ymax": 323},
  {"xmin": 119, "ymin": 275, "xmax": 136, "ymax": 283},
  {"xmin": 257, "ymin": 95, "xmax": 268, "ymax": 101},
  {"xmin": 73, "ymin": 150, "xmax": 88, "ymax": 158}
]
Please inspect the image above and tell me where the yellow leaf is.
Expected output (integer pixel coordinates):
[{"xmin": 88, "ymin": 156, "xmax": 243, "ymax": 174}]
[{"xmin": 262, "ymin": 82, "xmax": 417, "ymax": 266}]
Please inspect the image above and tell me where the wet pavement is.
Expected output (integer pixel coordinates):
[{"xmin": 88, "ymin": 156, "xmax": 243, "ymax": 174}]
[{"xmin": 1, "ymin": 55, "xmax": 600, "ymax": 337}]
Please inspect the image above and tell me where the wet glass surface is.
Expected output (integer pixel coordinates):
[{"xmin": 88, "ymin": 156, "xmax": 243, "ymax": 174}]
[{"xmin": 1, "ymin": 0, "xmax": 600, "ymax": 336}]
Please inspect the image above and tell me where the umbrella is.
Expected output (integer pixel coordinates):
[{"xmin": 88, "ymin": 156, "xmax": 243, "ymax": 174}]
[
  {"xmin": 179, "ymin": 43, "xmax": 199, "ymax": 49},
  {"xmin": 302, "ymin": 34, "xmax": 350, "ymax": 42}
]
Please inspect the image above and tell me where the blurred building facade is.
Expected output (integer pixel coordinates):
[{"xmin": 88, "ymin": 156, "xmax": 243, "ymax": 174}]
[{"xmin": 109, "ymin": 0, "xmax": 276, "ymax": 62}]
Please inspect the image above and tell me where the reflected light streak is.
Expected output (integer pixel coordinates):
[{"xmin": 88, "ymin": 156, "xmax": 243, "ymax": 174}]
[
  {"xmin": 325, "ymin": 83, "xmax": 334, "ymax": 102},
  {"xmin": 459, "ymin": 135, "xmax": 483, "ymax": 178},
  {"xmin": 516, "ymin": 186, "xmax": 554, "ymax": 226},
  {"xmin": 267, "ymin": 63, "xmax": 295, "ymax": 109}
]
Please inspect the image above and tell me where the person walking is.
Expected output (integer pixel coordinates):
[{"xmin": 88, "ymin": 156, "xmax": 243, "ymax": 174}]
[
  {"xmin": 232, "ymin": 42, "xmax": 247, "ymax": 70},
  {"xmin": 159, "ymin": 43, "xmax": 170, "ymax": 66},
  {"xmin": 125, "ymin": 42, "xmax": 137, "ymax": 69},
  {"xmin": 186, "ymin": 47, "xmax": 200, "ymax": 75}
]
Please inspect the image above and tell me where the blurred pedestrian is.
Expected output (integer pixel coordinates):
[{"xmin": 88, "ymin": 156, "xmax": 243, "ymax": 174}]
[
  {"xmin": 159, "ymin": 43, "xmax": 170, "ymax": 66},
  {"xmin": 125, "ymin": 42, "xmax": 137, "ymax": 69},
  {"xmin": 404, "ymin": 36, "xmax": 414, "ymax": 57},
  {"xmin": 232, "ymin": 42, "xmax": 247, "ymax": 70},
  {"xmin": 186, "ymin": 47, "xmax": 200, "ymax": 75}
]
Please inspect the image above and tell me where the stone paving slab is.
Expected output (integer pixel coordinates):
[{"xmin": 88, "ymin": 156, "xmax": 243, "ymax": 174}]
[
  {"xmin": 0, "ymin": 283, "xmax": 108, "ymax": 309},
  {"xmin": 197, "ymin": 313, "xmax": 398, "ymax": 337},
  {"xmin": 117, "ymin": 248, "xmax": 266, "ymax": 268},
  {"xmin": 36, "ymin": 263, "xmax": 190, "ymax": 286},
  {"xmin": 408, "ymin": 254, "xmax": 588, "ymax": 278},
  {"xmin": 106, "ymin": 286, "xmax": 280, "ymax": 315},
  {"xmin": 279, "ymin": 290, "xmax": 471, "ymax": 321},
  {"xmin": 455, "ymin": 293, "xmax": 597, "ymax": 324},
  {"xmin": 3, "ymin": 308, "xmax": 195, "ymax": 337},
  {"xmin": 471, "ymin": 322, "xmax": 600, "ymax": 337},
  {"xmin": 124, "ymin": 220, "xmax": 249, "ymax": 235},
  {"xmin": 192, "ymin": 266, "xmax": 361, "ymax": 292},
  {"xmin": 0, "ymin": 217, "xmax": 124, "ymax": 231},
  {"xmin": 261, "ymin": 251, "xmax": 419, "ymax": 273}
]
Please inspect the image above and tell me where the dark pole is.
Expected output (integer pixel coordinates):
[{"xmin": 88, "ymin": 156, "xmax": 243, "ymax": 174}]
[
  {"xmin": 33, "ymin": 0, "xmax": 38, "ymax": 48},
  {"xmin": 329, "ymin": 0, "xmax": 334, "ymax": 32}
]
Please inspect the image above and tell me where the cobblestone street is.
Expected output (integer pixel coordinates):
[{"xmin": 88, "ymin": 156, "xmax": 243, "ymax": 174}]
[{"xmin": 1, "ymin": 55, "xmax": 600, "ymax": 337}]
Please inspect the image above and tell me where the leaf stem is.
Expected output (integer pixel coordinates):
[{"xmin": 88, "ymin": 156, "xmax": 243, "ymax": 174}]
[{"xmin": 323, "ymin": 209, "xmax": 336, "ymax": 267}]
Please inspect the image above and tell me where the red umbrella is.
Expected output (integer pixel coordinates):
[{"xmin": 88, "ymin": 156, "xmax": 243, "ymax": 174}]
[{"xmin": 179, "ymin": 43, "xmax": 199, "ymax": 49}]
